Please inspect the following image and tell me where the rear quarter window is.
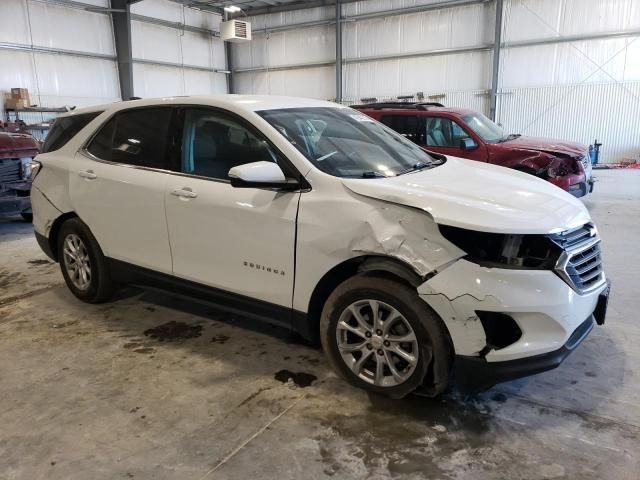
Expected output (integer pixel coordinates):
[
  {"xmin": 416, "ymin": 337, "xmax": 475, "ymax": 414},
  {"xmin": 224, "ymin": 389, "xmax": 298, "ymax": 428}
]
[{"xmin": 42, "ymin": 111, "xmax": 103, "ymax": 153}]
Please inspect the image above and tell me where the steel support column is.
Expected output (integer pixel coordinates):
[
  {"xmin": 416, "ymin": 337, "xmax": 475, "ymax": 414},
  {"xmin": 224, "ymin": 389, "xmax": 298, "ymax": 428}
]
[
  {"xmin": 489, "ymin": 0, "xmax": 503, "ymax": 121},
  {"xmin": 111, "ymin": 0, "xmax": 134, "ymax": 100},
  {"xmin": 335, "ymin": 0, "xmax": 343, "ymax": 104},
  {"xmin": 224, "ymin": 12, "xmax": 234, "ymax": 94}
]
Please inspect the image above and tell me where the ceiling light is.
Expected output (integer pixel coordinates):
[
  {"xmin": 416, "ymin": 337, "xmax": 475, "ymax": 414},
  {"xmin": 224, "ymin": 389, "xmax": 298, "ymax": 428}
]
[{"xmin": 224, "ymin": 5, "xmax": 242, "ymax": 12}]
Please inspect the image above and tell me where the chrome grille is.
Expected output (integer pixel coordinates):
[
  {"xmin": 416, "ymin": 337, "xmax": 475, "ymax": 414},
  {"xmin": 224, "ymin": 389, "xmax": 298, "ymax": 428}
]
[
  {"xmin": 549, "ymin": 223, "xmax": 605, "ymax": 294},
  {"xmin": 0, "ymin": 158, "xmax": 22, "ymax": 184}
]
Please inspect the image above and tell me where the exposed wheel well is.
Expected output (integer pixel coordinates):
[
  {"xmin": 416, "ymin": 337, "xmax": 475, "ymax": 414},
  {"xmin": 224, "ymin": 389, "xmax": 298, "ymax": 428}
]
[
  {"xmin": 48, "ymin": 212, "xmax": 79, "ymax": 261},
  {"xmin": 303, "ymin": 255, "xmax": 425, "ymax": 345}
]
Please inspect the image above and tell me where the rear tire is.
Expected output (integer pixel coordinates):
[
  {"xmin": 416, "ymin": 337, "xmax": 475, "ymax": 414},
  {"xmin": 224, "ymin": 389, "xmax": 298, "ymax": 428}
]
[
  {"xmin": 57, "ymin": 218, "xmax": 114, "ymax": 303},
  {"xmin": 21, "ymin": 212, "xmax": 33, "ymax": 222},
  {"xmin": 320, "ymin": 274, "xmax": 451, "ymax": 399}
]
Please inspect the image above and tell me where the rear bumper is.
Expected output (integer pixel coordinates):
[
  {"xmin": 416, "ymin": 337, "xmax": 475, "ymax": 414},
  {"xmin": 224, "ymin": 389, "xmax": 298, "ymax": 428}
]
[
  {"xmin": 35, "ymin": 230, "xmax": 56, "ymax": 261},
  {"xmin": 454, "ymin": 316, "xmax": 595, "ymax": 392}
]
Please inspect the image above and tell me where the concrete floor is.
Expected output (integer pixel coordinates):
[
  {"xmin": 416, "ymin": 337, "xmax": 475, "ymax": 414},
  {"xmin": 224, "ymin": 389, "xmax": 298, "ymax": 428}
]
[{"xmin": 1, "ymin": 169, "xmax": 639, "ymax": 480}]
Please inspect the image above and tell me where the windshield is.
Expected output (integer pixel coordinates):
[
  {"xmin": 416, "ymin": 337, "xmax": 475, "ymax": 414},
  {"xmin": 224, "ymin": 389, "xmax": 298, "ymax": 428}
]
[
  {"xmin": 461, "ymin": 113, "xmax": 505, "ymax": 143},
  {"xmin": 258, "ymin": 107, "xmax": 440, "ymax": 178}
]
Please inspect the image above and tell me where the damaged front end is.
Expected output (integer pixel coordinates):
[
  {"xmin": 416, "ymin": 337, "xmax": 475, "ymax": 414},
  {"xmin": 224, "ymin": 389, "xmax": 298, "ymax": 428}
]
[
  {"xmin": 514, "ymin": 150, "xmax": 593, "ymax": 198},
  {"xmin": 0, "ymin": 132, "xmax": 40, "ymax": 219},
  {"xmin": 416, "ymin": 224, "xmax": 604, "ymax": 392}
]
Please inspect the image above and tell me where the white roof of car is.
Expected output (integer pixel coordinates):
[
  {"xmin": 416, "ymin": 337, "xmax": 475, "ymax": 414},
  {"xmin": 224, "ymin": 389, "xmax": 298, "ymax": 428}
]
[{"xmin": 63, "ymin": 95, "xmax": 345, "ymax": 117}]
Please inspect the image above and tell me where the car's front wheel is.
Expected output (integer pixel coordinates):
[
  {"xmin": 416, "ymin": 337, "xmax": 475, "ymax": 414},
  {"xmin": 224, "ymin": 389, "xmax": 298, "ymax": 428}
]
[
  {"xmin": 57, "ymin": 218, "xmax": 114, "ymax": 303},
  {"xmin": 320, "ymin": 274, "xmax": 451, "ymax": 398}
]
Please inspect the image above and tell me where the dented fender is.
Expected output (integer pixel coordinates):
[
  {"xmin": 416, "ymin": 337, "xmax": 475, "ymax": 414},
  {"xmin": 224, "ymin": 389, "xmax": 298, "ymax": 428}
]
[{"xmin": 348, "ymin": 202, "xmax": 465, "ymax": 277}]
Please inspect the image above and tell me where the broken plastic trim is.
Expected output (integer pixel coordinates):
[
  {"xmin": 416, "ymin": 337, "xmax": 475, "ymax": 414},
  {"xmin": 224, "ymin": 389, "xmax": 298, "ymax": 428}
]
[{"xmin": 438, "ymin": 225, "xmax": 560, "ymax": 269}]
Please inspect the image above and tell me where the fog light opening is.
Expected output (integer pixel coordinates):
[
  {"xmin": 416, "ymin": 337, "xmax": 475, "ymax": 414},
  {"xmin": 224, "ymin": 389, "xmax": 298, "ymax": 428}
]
[{"xmin": 476, "ymin": 311, "xmax": 522, "ymax": 354}]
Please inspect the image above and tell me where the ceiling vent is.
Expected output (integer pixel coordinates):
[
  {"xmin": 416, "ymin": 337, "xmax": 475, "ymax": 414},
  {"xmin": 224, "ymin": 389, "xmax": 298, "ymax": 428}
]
[{"xmin": 221, "ymin": 20, "xmax": 252, "ymax": 42}]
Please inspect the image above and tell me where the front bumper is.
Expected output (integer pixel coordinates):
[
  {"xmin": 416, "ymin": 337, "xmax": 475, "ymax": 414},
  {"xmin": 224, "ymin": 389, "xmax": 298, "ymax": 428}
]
[
  {"xmin": 0, "ymin": 193, "xmax": 31, "ymax": 217},
  {"xmin": 548, "ymin": 173, "xmax": 593, "ymax": 198},
  {"xmin": 418, "ymin": 258, "xmax": 607, "ymax": 388},
  {"xmin": 453, "ymin": 316, "xmax": 594, "ymax": 391}
]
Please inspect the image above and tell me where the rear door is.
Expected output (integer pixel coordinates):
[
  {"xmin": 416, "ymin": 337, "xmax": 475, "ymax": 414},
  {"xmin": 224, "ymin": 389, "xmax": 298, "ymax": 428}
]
[
  {"xmin": 379, "ymin": 114, "xmax": 426, "ymax": 146},
  {"xmin": 70, "ymin": 106, "xmax": 178, "ymax": 273},
  {"xmin": 423, "ymin": 116, "xmax": 487, "ymax": 161}
]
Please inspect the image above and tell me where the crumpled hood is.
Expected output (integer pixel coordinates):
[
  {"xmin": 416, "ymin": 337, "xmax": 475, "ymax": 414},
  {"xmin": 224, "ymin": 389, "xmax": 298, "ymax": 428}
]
[
  {"xmin": 501, "ymin": 135, "xmax": 587, "ymax": 157},
  {"xmin": 342, "ymin": 157, "xmax": 590, "ymax": 234}
]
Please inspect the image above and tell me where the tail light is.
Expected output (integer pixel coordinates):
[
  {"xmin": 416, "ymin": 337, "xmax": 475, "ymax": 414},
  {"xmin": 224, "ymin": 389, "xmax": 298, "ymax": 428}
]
[{"xmin": 30, "ymin": 160, "xmax": 42, "ymax": 179}]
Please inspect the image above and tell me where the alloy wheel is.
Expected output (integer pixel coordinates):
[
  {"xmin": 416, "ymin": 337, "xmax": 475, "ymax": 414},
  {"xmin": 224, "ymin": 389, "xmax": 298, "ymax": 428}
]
[
  {"xmin": 336, "ymin": 299, "xmax": 419, "ymax": 387},
  {"xmin": 62, "ymin": 233, "xmax": 92, "ymax": 291}
]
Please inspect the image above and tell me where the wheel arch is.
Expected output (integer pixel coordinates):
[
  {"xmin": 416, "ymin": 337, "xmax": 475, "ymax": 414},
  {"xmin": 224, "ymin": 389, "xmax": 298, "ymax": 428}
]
[
  {"xmin": 301, "ymin": 255, "xmax": 426, "ymax": 344},
  {"xmin": 48, "ymin": 211, "xmax": 79, "ymax": 261}
]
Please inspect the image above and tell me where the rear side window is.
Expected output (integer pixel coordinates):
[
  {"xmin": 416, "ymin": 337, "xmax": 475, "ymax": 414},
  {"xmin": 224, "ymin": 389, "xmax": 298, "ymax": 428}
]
[
  {"xmin": 87, "ymin": 108, "xmax": 174, "ymax": 169},
  {"xmin": 380, "ymin": 115, "xmax": 425, "ymax": 144},
  {"xmin": 42, "ymin": 111, "xmax": 103, "ymax": 153}
]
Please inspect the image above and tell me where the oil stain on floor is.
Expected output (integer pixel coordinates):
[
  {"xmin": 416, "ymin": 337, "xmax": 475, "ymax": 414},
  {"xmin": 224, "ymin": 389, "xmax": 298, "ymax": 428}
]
[{"xmin": 143, "ymin": 321, "xmax": 202, "ymax": 342}]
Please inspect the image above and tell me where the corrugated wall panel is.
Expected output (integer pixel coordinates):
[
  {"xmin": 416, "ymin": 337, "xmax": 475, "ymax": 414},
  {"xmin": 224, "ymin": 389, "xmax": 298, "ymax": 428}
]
[
  {"xmin": 234, "ymin": 66, "xmax": 335, "ymax": 99},
  {"xmin": 497, "ymin": 81, "xmax": 640, "ymax": 164},
  {"xmin": 343, "ymin": 50, "xmax": 491, "ymax": 101},
  {"xmin": 233, "ymin": 25, "xmax": 335, "ymax": 70},
  {"xmin": 130, "ymin": 0, "xmax": 227, "ymax": 97},
  {"xmin": 0, "ymin": 0, "xmax": 120, "ymax": 135}
]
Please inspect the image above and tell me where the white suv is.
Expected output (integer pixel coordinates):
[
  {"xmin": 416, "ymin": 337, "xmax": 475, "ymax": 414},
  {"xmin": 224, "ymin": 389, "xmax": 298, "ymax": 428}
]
[{"xmin": 31, "ymin": 95, "xmax": 610, "ymax": 397}]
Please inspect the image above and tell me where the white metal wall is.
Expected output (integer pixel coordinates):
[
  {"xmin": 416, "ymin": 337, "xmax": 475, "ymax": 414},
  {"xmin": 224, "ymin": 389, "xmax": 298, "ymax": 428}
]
[
  {"xmin": 498, "ymin": 0, "xmax": 640, "ymax": 163},
  {"xmin": 130, "ymin": 0, "xmax": 228, "ymax": 97},
  {"xmin": 0, "ymin": 0, "xmax": 120, "ymax": 116},
  {"xmin": 0, "ymin": 0, "xmax": 228, "ymax": 137},
  {"xmin": 233, "ymin": 1, "xmax": 495, "ymax": 103}
]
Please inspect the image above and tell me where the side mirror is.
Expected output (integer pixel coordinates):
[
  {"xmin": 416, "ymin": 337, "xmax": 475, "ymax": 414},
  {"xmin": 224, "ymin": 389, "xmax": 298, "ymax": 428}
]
[
  {"xmin": 460, "ymin": 138, "xmax": 478, "ymax": 150},
  {"xmin": 228, "ymin": 161, "xmax": 300, "ymax": 191}
]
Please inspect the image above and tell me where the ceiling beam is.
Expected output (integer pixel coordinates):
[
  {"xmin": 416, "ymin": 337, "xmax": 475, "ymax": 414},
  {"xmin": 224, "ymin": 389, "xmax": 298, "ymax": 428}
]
[{"xmin": 231, "ymin": 0, "xmax": 362, "ymax": 17}]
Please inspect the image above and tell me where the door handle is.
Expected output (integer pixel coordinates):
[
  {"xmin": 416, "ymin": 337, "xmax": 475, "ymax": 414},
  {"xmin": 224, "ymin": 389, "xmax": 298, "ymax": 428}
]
[
  {"xmin": 78, "ymin": 170, "xmax": 97, "ymax": 180},
  {"xmin": 170, "ymin": 188, "xmax": 198, "ymax": 199}
]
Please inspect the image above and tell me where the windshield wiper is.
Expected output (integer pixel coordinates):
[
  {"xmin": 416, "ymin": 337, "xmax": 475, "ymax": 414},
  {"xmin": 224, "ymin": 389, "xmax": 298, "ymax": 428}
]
[
  {"xmin": 361, "ymin": 171, "xmax": 387, "ymax": 178},
  {"xmin": 397, "ymin": 160, "xmax": 433, "ymax": 176}
]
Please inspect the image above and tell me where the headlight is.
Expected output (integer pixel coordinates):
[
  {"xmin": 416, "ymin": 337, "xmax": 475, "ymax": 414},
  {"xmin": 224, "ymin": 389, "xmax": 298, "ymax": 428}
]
[
  {"xmin": 20, "ymin": 157, "xmax": 33, "ymax": 180},
  {"xmin": 439, "ymin": 225, "xmax": 560, "ymax": 269}
]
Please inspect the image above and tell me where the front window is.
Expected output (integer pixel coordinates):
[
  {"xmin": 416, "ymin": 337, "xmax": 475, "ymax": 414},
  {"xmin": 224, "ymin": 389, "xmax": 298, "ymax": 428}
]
[
  {"xmin": 258, "ymin": 107, "xmax": 440, "ymax": 178},
  {"xmin": 461, "ymin": 113, "xmax": 505, "ymax": 143}
]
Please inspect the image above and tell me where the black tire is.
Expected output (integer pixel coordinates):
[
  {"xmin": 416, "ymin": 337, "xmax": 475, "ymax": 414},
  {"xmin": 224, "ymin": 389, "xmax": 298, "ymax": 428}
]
[
  {"xmin": 57, "ymin": 217, "xmax": 114, "ymax": 303},
  {"xmin": 21, "ymin": 212, "xmax": 33, "ymax": 222},
  {"xmin": 320, "ymin": 274, "xmax": 451, "ymax": 399}
]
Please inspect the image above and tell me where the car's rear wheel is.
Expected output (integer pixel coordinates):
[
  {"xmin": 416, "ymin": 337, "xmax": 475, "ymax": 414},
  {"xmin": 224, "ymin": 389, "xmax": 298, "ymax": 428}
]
[
  {"xmin": 320, "ymin": 274, "xmax": 451, "ymax": 398},
  {"xmin": 57, "ymin": 218, "xmax": 114, "ymax": 303},
  {"xmin": 21, "ymin": 212, "xmax": 33, "ymax": 222}
]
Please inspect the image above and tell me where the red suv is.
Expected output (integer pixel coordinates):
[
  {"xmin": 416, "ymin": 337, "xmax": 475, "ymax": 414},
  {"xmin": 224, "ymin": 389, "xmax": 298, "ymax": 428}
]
[{"xmin": 354, "ymin": 102, "xmax": 593, "ymax": 197}]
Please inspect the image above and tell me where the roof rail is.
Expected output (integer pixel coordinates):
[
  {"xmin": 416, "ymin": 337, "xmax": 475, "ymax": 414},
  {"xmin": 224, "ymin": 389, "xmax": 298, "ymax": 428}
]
[{"xmin": 350, "ymin": 101, "xmax": 445, "ymax": 110}]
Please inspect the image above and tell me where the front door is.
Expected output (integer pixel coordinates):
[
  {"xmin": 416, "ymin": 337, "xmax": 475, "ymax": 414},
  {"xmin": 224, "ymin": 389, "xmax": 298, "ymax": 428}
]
[
  {"xmin": 164, "ymin": 107, "xmax": 299, "ymax": 310},
  {"xmin": 70, "ymin": 107, "xmax": 177, "ymax": 273},
  {"xmin": 423, "ymin": 116, "xmax": 487, "ymax": 161}
]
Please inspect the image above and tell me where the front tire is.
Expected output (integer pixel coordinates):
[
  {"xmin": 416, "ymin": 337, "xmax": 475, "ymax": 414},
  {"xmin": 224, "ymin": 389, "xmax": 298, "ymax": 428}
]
[
  {"xmin": 320, "ymin": 274, "xmax": 451, "ymax": 399},
  {"xmin": 57, "ymin": 218, "xmax": 114, "ymax": 303}
]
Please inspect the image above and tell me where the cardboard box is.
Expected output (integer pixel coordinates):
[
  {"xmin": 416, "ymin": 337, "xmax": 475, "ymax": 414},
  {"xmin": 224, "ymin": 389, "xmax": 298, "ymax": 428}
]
[
  {"xmin": 11, "ymin": 88, "xmax": 29, "ymax": 99},
  {"xmin": 5, "ymin": 97, "xmax": 28, "ymax": 110}
]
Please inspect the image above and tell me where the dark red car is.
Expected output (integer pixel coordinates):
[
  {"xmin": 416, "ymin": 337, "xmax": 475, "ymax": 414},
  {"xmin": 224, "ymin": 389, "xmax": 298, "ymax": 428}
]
[
  {"xmin": 0, "ymin": 131, "xmax": 40, "ymax": 221},
  {"xmin": 354, "ymin": 102, "xmax": 594, "ymax": 197}
]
